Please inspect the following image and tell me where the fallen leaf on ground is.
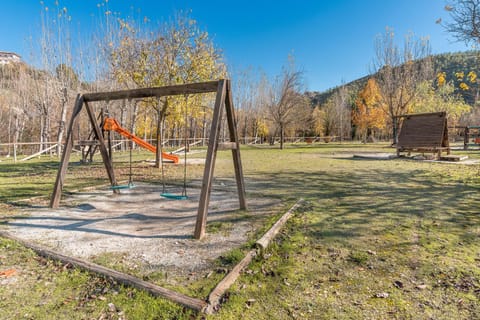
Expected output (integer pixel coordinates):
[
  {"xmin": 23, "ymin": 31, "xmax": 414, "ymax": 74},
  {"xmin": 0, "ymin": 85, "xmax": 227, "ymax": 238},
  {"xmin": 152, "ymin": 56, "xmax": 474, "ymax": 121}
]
[{"xmin": 0, "ymin": 269, "xmax": 16, "ymax": 277}]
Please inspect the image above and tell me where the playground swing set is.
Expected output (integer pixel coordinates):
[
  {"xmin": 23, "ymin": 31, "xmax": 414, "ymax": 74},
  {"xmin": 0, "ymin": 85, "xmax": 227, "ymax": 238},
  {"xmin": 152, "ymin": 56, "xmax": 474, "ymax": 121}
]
[{"xmin": 50, "ymin": 79, "xmax": 246, "ymax": 239}]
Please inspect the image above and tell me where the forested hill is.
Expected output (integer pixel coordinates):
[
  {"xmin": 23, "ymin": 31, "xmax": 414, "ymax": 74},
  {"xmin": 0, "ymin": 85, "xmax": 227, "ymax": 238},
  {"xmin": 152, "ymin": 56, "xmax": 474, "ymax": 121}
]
[{"xmin": 307, "ymin": 51, "xmax": 480, "ymax": 106}]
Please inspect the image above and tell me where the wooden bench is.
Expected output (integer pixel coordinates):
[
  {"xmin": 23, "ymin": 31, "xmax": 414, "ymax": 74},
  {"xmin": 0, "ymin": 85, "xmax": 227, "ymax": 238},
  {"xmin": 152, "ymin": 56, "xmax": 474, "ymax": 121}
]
[{"xmin": 396, "ymin": 112, "xmax": 450, "ymax": 159}]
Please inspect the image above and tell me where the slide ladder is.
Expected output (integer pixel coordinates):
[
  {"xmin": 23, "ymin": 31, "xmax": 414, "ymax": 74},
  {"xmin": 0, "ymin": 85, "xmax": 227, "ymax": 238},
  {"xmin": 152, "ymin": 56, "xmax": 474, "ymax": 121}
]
[{"xmin": 103, "ymin": 118, "xmax": 179, "ymax": 164}]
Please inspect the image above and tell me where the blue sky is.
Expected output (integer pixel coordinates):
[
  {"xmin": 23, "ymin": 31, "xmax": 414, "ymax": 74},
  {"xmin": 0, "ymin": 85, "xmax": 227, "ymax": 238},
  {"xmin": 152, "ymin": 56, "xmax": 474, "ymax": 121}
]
[{"xmin": 0, "ymin": 0, "xmax": 471, "ymax": 92}]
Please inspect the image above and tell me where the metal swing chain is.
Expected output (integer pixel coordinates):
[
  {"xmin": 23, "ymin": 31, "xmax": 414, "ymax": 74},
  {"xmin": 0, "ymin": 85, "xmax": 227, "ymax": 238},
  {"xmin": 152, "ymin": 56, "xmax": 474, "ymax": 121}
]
[
  {"xmin": 182, "ymin": 94, "xmax": 189, "ymax": 197},
  {"xmin": 127, "ymin": 98, "xmax": 134, "ymax": 187},
  {"xmin": 128, "ymin": 139, "xmax": 133, "ymax": 186},
  {"xmin": 159, "ymin": 97, "xmax": 166, "ymax": 194}
]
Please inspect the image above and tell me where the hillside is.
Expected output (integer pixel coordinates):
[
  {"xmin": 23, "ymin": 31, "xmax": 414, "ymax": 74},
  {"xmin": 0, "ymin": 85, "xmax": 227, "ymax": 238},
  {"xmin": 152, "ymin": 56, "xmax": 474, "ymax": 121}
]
[{"xmin": 307, "ymin": 51, "xmax": 480, "ymax": 106}]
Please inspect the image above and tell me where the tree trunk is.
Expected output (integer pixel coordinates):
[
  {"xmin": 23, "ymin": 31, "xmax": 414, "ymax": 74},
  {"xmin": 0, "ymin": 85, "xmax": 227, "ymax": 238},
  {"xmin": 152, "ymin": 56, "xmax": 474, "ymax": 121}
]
[
  {"xmin": 130, "ymin": 101, "xmax": 138, "ymax": 139},
  {"xmin": 280, "ymin": 124, "xmax": 285, "ymax": 150},
  {"xmin": 143, "ymin": 109, "xmax": 148, "ymax": 142},
  {"xmin": 202, "ymin": 109, "xmax": 207, "ymax": 147},
  {"xmin": 7, "ymin": 106, "xmax": 12, "ymax": 157},
  {"xmin": 244, "ymin": 116, "xmax": 248, "ymax": 144},
  {"xmin": 392, "ymin": 118, "xmax": 399, "ymax": 145},
  {"xmin": 155, "ymin": 99, "xmax": 168, "ymax": 168},
  {"xmin": 13, "ymin": 115, "xmax": 19, "ymax": 163},
  {"xmin": 39, "ymin": 109, "xmax": 45, "ymax": 152},
  {"xmin": 56, "ymin": 88, "xmax": 68, "ymax": 157}
]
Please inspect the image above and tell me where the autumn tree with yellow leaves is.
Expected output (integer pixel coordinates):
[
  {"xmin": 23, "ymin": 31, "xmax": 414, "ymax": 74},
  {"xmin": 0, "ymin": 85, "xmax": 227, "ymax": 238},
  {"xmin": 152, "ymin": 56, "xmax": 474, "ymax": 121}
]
[
  {"xmin": 412, "ymin": 77, "xmax": 471, "ymax": 127},
  {"xmin": 107, "ymin": 12, "xmax": 226, "ymax": 166},
  {"xmin": 353, "ymin": 78, "xmax": 387, "ymax": 141}
]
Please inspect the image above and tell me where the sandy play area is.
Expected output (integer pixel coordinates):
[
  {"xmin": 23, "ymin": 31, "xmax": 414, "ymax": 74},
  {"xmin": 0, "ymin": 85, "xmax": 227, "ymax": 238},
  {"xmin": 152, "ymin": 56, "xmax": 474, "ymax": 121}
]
[{"xmin": 2, "ymin": 183, "xmax": 279, "ymax": 273}]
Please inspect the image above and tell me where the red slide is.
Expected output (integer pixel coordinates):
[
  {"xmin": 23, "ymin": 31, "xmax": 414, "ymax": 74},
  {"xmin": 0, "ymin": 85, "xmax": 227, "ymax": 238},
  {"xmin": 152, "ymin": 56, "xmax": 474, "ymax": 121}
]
[{"xmin": 103, "ymin": 118, "xmax": 179, "ymax": 164}]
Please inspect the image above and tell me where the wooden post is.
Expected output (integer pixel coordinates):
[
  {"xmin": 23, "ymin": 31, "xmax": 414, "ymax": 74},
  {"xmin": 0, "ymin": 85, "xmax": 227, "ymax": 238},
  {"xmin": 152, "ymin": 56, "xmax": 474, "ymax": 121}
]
[
  {"xmin": 84, "ymin": 101, "xmax": 118, "ymax": 190},
  {"xmin": 464, "ymin": 126, "xmax": 469, "ymax": 150},
  {"xmin": 224, "ymin": 80, "xmax": 247, "ymax": 210},
  {"xmin": 13, "ymin": 143, "xmax": 17, "ymax": 163},
  {"xmin": 50, "ymin": 95, "xmax": 84, "ymax": 208},
  {"xmin": 194, "ymin": 80, "xmax": 226, "ymax": 239}
]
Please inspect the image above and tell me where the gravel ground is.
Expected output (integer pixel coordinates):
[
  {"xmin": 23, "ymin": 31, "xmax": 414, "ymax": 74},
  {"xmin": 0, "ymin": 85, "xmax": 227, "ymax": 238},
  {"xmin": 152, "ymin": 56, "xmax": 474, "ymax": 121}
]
[{"xmin": 2, "ymin": 183, "xmax": 279, "ymax": 273}]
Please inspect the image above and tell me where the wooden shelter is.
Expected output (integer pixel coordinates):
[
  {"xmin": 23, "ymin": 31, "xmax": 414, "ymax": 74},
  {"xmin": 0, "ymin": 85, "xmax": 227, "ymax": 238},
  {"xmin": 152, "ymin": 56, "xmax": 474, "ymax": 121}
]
[
  {"xmin": 50, "ymin": 79, "xmax": 247, "ymax": 239},
  {"xmin": 396, "ymin": 111, "xmax": 450, "ymax": 158}
]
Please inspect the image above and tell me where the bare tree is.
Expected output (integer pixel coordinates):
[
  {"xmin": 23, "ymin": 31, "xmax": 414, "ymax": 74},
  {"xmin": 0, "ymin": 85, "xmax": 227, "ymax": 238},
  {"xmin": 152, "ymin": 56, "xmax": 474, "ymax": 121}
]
[
  {"xmin": 318, "ymin": 96, "xmax": 340, "ymax": 139},
  {"xmin": 373, "ymin": 27, "xmax": 433, "ymax": 144},
  {"xmin": 333, "ymin": 84, "xmax": 351, "ymax": 141},
  {"xmin": 233, "ymin": 67, "xmax": 269, "ymax": 144},
  {"xmin": 266, "ymin": 59, "xmax": 308, "ymax": 149},
  {"xmin": 442, "ymin": 1, "xmax": 480, "ymax": 108},
  {"xmin": 443, "ymin": 0, "xmax": 480, "ymax": 45}
]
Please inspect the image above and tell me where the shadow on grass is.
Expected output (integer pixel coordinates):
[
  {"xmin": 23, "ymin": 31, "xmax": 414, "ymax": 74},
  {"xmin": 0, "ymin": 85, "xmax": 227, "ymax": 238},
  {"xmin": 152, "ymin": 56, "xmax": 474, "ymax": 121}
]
[
  {"xmin": 0, "ymin": 161, "xmax": 60, "ymax": 202},
  {"xmin": 245, "ymin": 163, "xmax": 480, "ymax": 245}
]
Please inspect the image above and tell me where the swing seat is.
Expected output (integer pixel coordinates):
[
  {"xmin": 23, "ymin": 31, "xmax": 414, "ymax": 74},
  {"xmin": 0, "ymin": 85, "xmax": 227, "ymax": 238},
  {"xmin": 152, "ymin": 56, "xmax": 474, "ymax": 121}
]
[
  {"xmin": 161, "ymin": 193, "xmax": 188, "ymax": 200},
  {"xmin": 111, "ymin": 182, "xmax": 136, "ymax": 190}
]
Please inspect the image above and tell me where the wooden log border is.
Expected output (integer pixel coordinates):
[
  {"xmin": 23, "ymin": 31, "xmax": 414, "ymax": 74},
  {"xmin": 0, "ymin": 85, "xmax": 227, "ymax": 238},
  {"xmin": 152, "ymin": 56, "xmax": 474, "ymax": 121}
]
[
  {"xmin": 0, "ymin": 231, "xmax": 206, "ymax": 311},
  {"xmin": 205, "ymin": 199, "xmax": 305, "ymax": 313},
  {"xmin": 255, "ymin": 199, "xmax": 305, "ymax": 250},
  {"xmin": 0, "ymin": 231, "xmax": 207, "ymax": 312},
  {"xmin": 0, "ymin": 199, "xmax": 304, "ymax": 314}
]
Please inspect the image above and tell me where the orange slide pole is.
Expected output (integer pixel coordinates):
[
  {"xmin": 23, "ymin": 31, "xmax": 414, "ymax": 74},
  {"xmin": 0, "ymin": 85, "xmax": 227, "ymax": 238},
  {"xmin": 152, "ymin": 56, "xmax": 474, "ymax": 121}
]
[{"xmin": 103, "ymin": 118, "xmax": 179, "ymax": 163}]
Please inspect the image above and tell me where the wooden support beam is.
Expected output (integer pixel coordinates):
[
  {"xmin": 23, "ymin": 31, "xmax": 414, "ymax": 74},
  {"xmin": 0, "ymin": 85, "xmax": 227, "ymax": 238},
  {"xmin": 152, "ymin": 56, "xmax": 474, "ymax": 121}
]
[
  {"xmin": 50, "ymin": 95, "xmax": 84, "ymax": 208},
  {"xmin": 195, "ymin": 80, "xmax": 226, "ymax": 240},
  {"xmin": 0, "ymin": 231, "xmax": 207, "ymax": 312},
  {"xmin": 84, "ymin": 101, "xmax": 118, "ymax": 190},
  {"xmin": 225, "ymin": 81, "xmax": 247, "ymax": 210},
  {"xmin": 83, "ymin": 81, "xmax": 220, "ymax": 102}
]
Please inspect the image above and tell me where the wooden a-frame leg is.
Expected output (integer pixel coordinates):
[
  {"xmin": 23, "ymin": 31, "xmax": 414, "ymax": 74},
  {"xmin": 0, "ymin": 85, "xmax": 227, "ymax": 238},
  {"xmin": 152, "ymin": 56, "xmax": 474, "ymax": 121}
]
[
  {"xmin": 224, "ymin": 80, "xmax": 247, "ymax": 210},
  {"xmin": 84, "ymin": 101, "xmax": 118, "ymax": 190},
  {"xmin": 194, "ymin": 80, "xmax": 226, "ymax": 239},
  {"xmin": 50, "ymin": 95, "xmax": 84, "ymax": 208}
]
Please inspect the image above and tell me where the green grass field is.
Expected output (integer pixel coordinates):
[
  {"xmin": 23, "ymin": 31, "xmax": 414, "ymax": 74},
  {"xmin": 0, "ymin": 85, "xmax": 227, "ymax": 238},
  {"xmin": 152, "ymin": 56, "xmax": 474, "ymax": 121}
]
[{"xmin": 1, "ymin": 143, "xmax": 479, "ymax": 319}]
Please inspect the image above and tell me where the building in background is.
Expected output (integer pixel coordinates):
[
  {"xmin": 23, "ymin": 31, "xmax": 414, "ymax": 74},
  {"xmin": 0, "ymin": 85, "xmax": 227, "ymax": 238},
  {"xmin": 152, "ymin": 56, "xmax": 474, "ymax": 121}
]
[{"xmin": 0, "ymin": 51, "xmax": 21, "ymax": 64}]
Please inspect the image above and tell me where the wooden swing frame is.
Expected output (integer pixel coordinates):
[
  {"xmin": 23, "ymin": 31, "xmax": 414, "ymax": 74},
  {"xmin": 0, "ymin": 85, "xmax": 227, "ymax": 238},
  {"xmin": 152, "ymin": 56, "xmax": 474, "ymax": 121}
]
[{"xmin": 50, "ymin": 79, "xmax": 247, "ymax": 239}]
